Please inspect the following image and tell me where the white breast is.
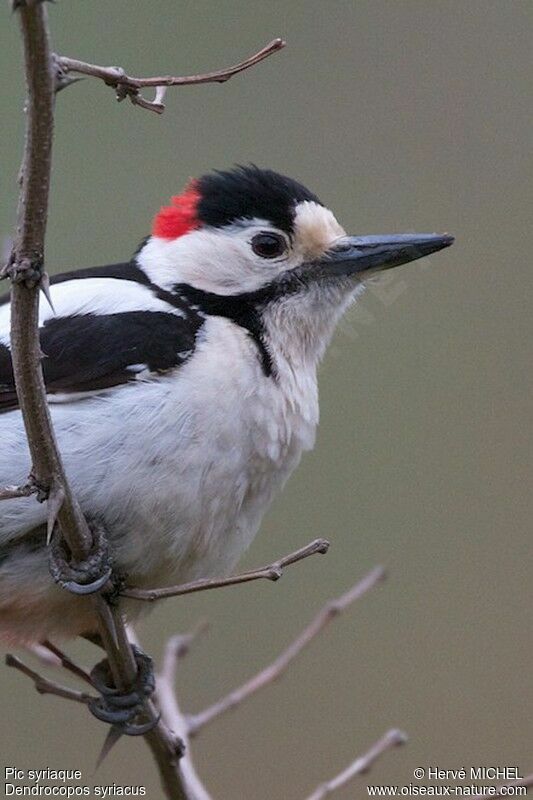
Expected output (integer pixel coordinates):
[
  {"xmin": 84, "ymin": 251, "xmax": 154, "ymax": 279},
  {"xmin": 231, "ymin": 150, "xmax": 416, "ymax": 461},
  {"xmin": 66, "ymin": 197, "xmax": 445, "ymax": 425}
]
[
  {"xmin": 124, "ymin": 315, "xmax": 319, "ymax": 582},
  {"xmin": 0, "ymin": 316, "xmax": 318, "ymax": 588}
]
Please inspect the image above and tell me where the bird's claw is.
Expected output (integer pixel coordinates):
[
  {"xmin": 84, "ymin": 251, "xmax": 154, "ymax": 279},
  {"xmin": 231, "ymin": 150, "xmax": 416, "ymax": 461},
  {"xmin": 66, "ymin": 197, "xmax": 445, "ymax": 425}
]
[
  {"xmin": 88, "ymin": 646, "xmax": 158, "ymax": 735},
  {"xmin": 49, "ymin": 519, "xmax": 113, "ymax": 595},
  {"xmin": 120, "ymin": 715, "xmax": 161, "ymax": 736},
  {"xmin": 60, "ymin": 570, "xmax": 113, "ymax": 596}
]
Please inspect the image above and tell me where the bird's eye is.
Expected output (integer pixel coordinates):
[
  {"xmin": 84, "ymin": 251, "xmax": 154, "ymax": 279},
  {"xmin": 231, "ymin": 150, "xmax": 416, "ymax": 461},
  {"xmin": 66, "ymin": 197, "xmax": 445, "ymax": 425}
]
[{"xmin": 251, "ymin": 232, "xmax": 286, "ymax": 259}]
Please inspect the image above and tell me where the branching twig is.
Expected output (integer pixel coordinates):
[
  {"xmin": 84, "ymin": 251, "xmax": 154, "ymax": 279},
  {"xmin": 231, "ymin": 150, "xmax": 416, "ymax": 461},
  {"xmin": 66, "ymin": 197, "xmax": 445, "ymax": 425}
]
[
  {"xmin": 304, "ymin": 729, "xmax": 408, "ymax": 800},
  {"xmin": 130, "ymin": 627, "xmax": 213, "ymax": 800},
  {"xmin": 121, "ymin": 538, "xmax": 330, "ymax": 601},
  {"xmin": 56, "ymin": 38, "xmax": 285, "ymax": 114},
  {"xmin": 162, "ymin": 622, "xmax": 210, "ymax": 663},
  {"xmin": 41, "ymin": 639, "xmax": 93, "ymax": 686},
  {"xmin": 187, "ymin": 565, "xmax": 386, "ymax": 735},
  {"xmin": 6, "ymin": 653, "xmax": 93, "ymax": 706}
]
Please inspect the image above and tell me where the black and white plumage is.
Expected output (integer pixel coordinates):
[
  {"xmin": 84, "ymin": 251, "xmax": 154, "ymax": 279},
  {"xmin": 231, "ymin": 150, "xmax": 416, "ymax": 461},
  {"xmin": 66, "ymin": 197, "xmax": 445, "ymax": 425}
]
[
  {"xmin": 0, "ymin": 166, "xmax": 453, "ymax": 643},
  {"xmin": 0, "ymin": 265, "xmax": 203, "ymax": 410}
]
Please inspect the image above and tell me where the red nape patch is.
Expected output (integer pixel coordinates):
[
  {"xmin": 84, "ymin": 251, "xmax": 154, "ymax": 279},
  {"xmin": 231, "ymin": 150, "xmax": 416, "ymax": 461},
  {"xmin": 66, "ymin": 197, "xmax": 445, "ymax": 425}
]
[{"xmin": 152, "ymin": 181, "xmax": 201, "ymax": 239}]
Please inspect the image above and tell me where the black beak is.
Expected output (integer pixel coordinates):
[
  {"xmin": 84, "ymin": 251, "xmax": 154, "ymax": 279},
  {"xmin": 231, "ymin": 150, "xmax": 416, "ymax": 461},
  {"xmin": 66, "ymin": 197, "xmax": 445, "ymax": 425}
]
[{"xmin": 319, "ymin": 232, "xmax": 454, "ymax": 277}]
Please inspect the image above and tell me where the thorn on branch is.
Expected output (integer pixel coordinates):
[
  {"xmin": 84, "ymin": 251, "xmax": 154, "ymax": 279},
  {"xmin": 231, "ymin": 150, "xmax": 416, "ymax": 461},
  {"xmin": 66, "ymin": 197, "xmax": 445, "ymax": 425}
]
[
  {"xmin": 52, "ymin": 54, "xmax": 83, "ymax": 94},
  {"xmin": 0, "ymin": 236, "xmax": 14, "ymax": 279},
  {"xmin": 96, "ymin": 726, "xmax": 125, "ymax": 770},
  {"xmin": 40, "ymin": 271, "xmax": 55, "ymax": 312},
  {"xmin": 46, "ymin": 480, "xmax": 65, "ymax": 545}
]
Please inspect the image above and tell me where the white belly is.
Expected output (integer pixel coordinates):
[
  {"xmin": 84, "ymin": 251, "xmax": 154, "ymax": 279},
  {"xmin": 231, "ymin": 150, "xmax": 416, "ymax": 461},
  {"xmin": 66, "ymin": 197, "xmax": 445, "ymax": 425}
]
[{"xmin": 0, "ymin": 317, "xmax": 318, "ymax": 595}]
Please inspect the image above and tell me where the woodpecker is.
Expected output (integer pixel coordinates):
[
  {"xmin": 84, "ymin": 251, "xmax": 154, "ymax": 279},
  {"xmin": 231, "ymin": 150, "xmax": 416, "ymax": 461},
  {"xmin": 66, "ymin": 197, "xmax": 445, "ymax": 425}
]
[{"xmin": 0, "ymin": 166, "xmax": 453, "ymax": 645}]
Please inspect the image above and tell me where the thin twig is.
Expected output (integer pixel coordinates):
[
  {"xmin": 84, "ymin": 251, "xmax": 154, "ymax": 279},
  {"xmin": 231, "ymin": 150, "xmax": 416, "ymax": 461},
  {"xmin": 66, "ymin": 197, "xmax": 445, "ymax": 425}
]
[
  {"xmin": 56, "ymin": 38, "xmax": 285, "ymax": 114},
  {"xmin": 187, "ymin": 565, "xmax": 386, "ymax": 735},
  {"xmin": 304, "ymin": 729, "xmax": 408, "ymax": 800},
  {"xmin": 121, "ymin": 538, "xmax": 330, "ymax": 601},
  {"xmin": 6, "ymin": 653, "xmax": 93, "ymax": 706},
  {"xmin": 163, "ymin": 623, "xmax": 210, "ymax": 664},
  {"xmin": 41, "ymin": 639, "xmax": 93, "ymax": 686},
  {"xmin": 472, "ymin": 774, "xmax": 533, "ymax": 800}
]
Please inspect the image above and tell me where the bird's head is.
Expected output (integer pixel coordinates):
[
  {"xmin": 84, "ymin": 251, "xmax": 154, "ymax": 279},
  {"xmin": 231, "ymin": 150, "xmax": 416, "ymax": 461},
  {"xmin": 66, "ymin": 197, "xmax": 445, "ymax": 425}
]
[{"xmin": 137, "ymin": 166, "xmax": 453, "ymax": 368}]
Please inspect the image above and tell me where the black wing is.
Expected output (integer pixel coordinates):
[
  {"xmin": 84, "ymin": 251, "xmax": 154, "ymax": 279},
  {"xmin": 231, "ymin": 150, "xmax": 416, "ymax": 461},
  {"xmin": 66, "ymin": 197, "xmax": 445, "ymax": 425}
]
[
  {"xmin": 0, "ymin": 310, "xmax": 201, "ymax": 413},
  {"xmin": 0, "ymin": 264, "xmax": 203, "ymax": 413}
]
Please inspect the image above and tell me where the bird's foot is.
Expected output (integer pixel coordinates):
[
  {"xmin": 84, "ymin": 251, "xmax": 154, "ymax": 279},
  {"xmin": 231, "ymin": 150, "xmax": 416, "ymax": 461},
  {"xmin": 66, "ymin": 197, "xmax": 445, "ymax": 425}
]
[
  {"xmin": 49, "ymin": 519, "xmax": 113, "ymax": 595},
  {"xmin": 88, "ymin": 645, "xmax": 159, "ymax": 735},
  {"xmin": 101, "ymin": 572, "xmax": 127, "ymax": 606}
]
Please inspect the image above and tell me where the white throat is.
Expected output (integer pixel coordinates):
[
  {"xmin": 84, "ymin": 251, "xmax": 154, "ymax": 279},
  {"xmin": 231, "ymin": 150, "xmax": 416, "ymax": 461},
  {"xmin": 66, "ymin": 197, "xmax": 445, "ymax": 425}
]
[{"xmin": 262, "ymin": 281, "xmax": 365, "ymax": 373}]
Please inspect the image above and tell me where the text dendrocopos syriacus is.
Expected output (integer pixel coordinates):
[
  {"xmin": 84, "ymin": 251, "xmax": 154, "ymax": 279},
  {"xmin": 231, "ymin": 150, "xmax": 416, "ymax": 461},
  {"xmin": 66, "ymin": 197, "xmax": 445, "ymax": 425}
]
[{"xmin": 0, "ymin": 165, "xmax": 453, "ymax": 644}]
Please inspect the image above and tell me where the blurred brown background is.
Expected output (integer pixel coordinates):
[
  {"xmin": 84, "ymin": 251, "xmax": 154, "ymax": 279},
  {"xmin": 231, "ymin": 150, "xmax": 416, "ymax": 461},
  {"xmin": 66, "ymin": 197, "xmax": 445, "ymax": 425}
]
[{"xmin": 0, "ymin": 1, "xmax": 531, "ymax": 797}]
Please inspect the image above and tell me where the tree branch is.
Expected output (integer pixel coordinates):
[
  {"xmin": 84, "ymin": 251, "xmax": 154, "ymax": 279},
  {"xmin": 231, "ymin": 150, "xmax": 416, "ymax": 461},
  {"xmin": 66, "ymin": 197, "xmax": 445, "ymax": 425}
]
[
  {"xmin": 7, "ymin": 642, "xmax": 187, "ymax": 799},
  {"xmin": 41, "ymin": 639, "xmax": 93, "ymax": 686},
  {"xmin": 8, "ymin": 6, "xmax": 188, "ymax": 798},
  {"xmin": 304, "ymin": 729, "xmax": 408, "ymax": 800},
  {"xmin": 6, "ymin": 653, "xmax": 93, "ymax": 706},
  {"xmin": 121, "ymin": 538, "xmax": 330, "ymax": 601},
  {"xmin": 7, "ymin": 2, "xmax": 93, "ymax": 562},
  {"xmin": 56, "ymin": 38, "xmax": 285, "ymax": 114},
  {"xmin": 187, "ymin": 565, "xmax": 386, "ymax": 735},
  {"xmin": 152, "ymin": 631, "xmax": 213, "ymax": 800}
]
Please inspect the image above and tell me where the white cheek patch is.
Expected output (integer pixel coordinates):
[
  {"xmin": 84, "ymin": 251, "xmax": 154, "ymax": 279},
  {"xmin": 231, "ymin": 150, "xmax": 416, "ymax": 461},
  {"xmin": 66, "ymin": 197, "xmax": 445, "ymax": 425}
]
[
  {"xmin": 140, "ymin": 231, "xmax": 261, "ymax": 295},
  {"xmin": 140, "ymin": 221, "xmax": 288, "ymax": 296},
  {"xmin": 292, "ymin": 201, "xmax": 346, "ymax": 261},
  {"xmin": 138, "ymin": 206, "xmax": 346, "ymax": 297}
]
